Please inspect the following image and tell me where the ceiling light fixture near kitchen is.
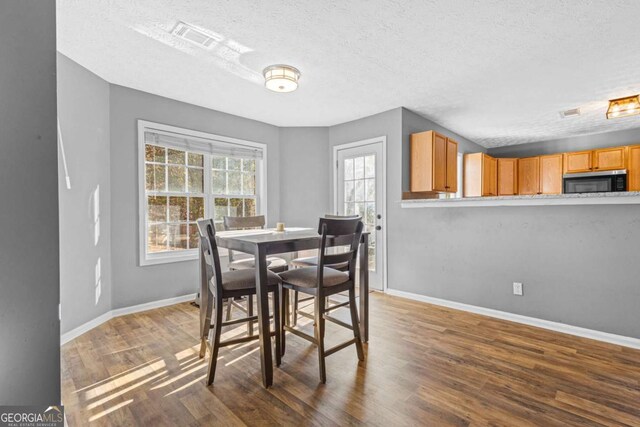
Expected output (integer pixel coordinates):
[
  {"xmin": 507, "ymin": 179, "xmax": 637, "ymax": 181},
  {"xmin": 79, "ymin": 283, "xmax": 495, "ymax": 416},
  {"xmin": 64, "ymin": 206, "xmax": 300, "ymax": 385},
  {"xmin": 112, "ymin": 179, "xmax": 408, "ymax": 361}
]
[
  {"xmin": 606, "ymin": 95, "xmax": 640, "ymax": 119},
  {"xmin": 263, "ymin": 64, "xmax": 301, "ymax": 93}
]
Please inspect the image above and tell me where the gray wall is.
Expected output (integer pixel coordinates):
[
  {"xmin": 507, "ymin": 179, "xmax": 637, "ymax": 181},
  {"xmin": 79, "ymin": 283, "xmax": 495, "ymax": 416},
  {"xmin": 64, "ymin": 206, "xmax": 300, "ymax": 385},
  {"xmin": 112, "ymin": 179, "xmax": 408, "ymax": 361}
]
[
  {"xmin": 0, "ymin": 0, "xmax": 60, "ymax": 404},
  {"xmin": 488, "ymin": 126, "xmax": 640, "ymax": 158},
  {"xmin": 109, "ymin": 85, "xmax": 280, "ymax": 309},
  {"xmin": 279, "ymin": 127, "xmax": 331, "ymax": 227},
  {"xmin": 57, "ymin": 54, "xmax": 113, "ymax": 335}
]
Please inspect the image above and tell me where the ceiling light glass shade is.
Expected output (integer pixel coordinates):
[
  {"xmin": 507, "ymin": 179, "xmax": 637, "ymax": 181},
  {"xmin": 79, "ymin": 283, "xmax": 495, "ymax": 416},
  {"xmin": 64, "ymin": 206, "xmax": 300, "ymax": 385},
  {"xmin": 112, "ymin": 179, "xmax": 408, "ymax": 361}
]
[
  {"xmin": 263, "ymin": 65, "xmax": 300, "ymax": 93},
  {"xmin": 606, "ymin": 95, "xmax": 640, "ymax": 119}
]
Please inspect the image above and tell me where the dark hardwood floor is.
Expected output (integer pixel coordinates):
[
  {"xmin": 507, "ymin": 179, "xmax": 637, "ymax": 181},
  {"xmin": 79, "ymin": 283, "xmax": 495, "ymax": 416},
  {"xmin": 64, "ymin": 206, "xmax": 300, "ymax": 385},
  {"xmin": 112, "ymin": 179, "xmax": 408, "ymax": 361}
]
[{"xmin": 61, "ymin": 293, "xmax": 640, "ymax": 426}]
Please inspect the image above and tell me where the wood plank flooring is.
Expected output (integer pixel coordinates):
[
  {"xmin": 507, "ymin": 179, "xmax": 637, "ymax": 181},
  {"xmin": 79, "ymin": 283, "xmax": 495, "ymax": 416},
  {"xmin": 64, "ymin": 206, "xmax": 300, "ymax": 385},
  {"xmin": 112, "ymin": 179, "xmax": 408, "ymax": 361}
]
[{"xmin": 61, "ymin": 293, "xmax": 640, "ymax": 426}]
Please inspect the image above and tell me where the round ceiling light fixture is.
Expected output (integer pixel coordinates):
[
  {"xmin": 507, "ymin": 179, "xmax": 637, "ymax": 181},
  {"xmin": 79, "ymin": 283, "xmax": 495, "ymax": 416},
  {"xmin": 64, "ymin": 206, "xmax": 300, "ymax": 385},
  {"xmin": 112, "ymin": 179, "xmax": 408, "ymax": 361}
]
[{"xmin": 263, "ymin": 64, "xmax": 301, "ymax": 93}]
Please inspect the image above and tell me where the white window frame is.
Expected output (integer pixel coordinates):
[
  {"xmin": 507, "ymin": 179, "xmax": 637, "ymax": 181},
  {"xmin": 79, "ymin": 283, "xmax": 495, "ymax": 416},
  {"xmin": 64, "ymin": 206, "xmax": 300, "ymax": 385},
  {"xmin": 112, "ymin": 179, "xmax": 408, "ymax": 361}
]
[{"xmin": 137, "ymin": 120, "xmax": 268, "ymax": 266}]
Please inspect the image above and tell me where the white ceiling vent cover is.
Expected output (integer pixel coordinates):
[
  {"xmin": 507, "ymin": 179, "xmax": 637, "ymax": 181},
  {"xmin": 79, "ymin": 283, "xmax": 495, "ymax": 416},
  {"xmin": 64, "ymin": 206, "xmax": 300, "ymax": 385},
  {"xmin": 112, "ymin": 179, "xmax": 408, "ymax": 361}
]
[
  {"xmin": 171, "ymin": 21, "xmax": 220, "ymax": 48},
  {"xmin": 559, "ymin": 107, "xmax": 582, "ymax": 118}
]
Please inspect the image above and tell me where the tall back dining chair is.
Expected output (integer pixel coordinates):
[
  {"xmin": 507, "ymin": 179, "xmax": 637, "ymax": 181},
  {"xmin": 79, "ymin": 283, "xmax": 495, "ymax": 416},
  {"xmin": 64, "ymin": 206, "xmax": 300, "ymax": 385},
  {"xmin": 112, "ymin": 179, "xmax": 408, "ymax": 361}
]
[
  {"xmin": 196, "ymin": 218, "xmax": 282, "ymax": 385},
  {"xmin": 223, "ymin": 215, "xmax": 288, "ymax": 273},
  {"xmin": 278, "ymin": 217, "xmax": 365, "ymax": 383}
]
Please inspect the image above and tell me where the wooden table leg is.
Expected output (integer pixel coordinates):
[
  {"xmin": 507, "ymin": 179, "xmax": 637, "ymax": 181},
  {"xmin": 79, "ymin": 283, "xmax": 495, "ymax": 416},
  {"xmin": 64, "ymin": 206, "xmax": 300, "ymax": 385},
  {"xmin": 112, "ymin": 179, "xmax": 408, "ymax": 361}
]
[
  {"xmin": 254, "ymin": 245, "xmax": 273, "ymax": 388},
  {"xmin": 359, "ymin": 234, "xmax": 369, "ymax": 343}
]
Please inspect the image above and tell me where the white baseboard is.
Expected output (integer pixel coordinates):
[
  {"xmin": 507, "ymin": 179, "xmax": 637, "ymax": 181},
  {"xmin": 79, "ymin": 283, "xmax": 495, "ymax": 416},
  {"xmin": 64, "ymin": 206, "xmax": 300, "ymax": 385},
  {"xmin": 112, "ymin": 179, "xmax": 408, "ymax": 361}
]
[
  {"xmin": 385, "ymin": 288, "xmax": 640, "ymax": 350},
  {"xmin": 60, "ymin": 293, "xmax": 196, "ymax": 345}
]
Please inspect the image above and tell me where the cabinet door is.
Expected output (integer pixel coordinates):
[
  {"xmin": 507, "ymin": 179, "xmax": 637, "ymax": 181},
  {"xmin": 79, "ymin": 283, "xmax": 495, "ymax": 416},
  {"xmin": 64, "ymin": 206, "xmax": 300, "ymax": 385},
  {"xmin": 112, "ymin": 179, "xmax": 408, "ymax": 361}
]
[
  {"xmin": 518, "ymin": 157, "xmax": 540, "ymax": 195},
  {"xmin": 497, "ymin": 158, "xmax": 518, "ymax": 195},
  {"xmin": 432, "ymin": 132, "xmax": 447, "ymax": 192},
  {"xmin": 445, "ymin": 138, "xmax": 458, "ymax": 193},
  {"xmin": 593, "ymin": 147, "xmax": 626, "ymax": 171},
  {"xmin": 564, "ymin": 151, "xmax": 592, "ymax": 174},
  {"xmin": 463, "ymin": 153, "xmax": 482, "ymax": 197},
  {"xmin": 629, "ymin": 145, "xmax": 640, "ymax": 191},
  {"xmin": 482, "ymin": 155, "xmax": 497, "ymax": 196},
  {"xmin": 540, "ymin": 154, "xmax": 563, "ymax": 194},
  {"xmin": 410, "ymin": 131, "xmax": 434, "ymax": 192}
]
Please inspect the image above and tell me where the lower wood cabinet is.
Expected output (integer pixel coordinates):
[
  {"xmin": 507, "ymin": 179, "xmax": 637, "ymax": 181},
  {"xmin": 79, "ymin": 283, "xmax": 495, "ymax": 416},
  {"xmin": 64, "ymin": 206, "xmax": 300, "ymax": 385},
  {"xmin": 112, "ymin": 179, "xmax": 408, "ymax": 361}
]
[
  {"xmin": 464, "ymin": 153, "xmax": 496, "ymax": 197},
  {"xmin": 497, "ymin": 158, "xmax": 518, "ymax": 196},
  {"xmin": 629, "ymin": 145, "xmax": 640, "ymax": 191}
]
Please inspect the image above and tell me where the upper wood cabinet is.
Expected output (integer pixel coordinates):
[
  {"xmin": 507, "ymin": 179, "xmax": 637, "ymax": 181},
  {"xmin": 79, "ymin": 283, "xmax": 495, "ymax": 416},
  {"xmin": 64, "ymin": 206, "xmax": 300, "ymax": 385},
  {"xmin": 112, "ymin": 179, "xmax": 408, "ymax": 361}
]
[
  {"xmin": 564, "ymin": 150, "xmax": 592, "ymax": 174},
  {"xmin": 593, "ymin": 146, "xmax": 626, "ymax": 171},
  {"xmin": 464, "ymin": 153, "xmax": 496, "ymax": 197},
  {"xmin": 629, "ymin": 145, "xmax": 640, "ymax": 191},
  {"xmin": 410, "ymin": 130, "xmax": 458, "ymax": 193},
  {"xmin": 497, "ymin": 158, "xmax": 518, "ymax": 196},
  {"xmin": 518, "ymin": 157, "xmax": 540, "ymax": 195},
  {"xmin": 539, "ymin": 154, "xmax": 563, "ymax": 194}
]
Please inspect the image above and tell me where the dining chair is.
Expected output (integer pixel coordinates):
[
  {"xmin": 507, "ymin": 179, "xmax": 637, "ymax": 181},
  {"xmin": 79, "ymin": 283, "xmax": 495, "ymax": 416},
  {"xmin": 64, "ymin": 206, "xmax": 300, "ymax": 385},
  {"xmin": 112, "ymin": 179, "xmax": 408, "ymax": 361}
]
[
  {"xmin": 289, "ymin": 214, "xmax": 360, "ymax": 326},
  {"xmin": 196, "ymin": 218, "xmax": 282, "ymax": 385},
  {"xmin": 278, "ymin": 217, "xmax": 365, "ymax": 383}
]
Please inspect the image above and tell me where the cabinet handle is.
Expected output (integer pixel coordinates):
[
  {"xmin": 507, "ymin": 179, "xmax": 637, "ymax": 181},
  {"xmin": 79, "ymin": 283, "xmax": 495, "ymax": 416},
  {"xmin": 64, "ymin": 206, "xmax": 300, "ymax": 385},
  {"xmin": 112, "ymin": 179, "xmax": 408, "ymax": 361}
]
[{"xmin": 594, "ymin": 166, "xmax": 599, "ymax": 170}]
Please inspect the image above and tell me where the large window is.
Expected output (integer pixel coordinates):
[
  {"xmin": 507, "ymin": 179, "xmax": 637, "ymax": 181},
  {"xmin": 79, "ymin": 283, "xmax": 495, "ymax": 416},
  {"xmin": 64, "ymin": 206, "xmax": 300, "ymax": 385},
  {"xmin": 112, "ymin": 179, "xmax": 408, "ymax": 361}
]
[{"xmin": 138, "ymin": 121, "xmax": 266, "ymax": 265}]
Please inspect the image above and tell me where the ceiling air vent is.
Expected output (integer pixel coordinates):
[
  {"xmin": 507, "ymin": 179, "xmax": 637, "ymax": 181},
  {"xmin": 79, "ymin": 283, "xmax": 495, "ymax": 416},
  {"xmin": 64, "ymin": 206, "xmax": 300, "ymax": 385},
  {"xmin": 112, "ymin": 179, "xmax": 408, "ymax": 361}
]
[
  {"xmin": 559, "ymin": 107, "xmax": 581, "ymax": 119},
  {"xmin": 171, "ymin": 21, "xmax": 220, "ymax": 48}
]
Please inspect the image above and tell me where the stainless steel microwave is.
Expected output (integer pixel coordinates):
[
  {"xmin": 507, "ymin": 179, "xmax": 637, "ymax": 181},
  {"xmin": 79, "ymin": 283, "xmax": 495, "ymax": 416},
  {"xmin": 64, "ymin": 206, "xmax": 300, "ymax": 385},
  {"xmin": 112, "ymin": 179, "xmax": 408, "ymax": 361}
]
[{"xmin": 563, "ymin": 170, "xmax": 627, "ymax": 194}]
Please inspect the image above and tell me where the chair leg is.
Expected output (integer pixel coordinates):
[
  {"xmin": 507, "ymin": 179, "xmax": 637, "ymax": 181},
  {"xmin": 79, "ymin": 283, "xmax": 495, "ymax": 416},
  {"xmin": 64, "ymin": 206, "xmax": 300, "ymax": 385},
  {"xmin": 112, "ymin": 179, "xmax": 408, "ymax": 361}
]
[
  {"xmin": 292, "ymin": 291, "xmax": 299, "ymax": 326},
  {"xmin": 279, "ymin": 285, "xmax": 288, "ymax": 357},
  {"xmin": 273, "ymin": 288, "xmax": 281, "ymax": 367},
  {"xmin": 349, "ymin": 287, "xmax": 365, "ymax": 362},
  {"xmin": 225, "ymin": 297, "xmax": 232, "ymax": 321},
  {"xmin": 206, "ymin": 295, "xmax": 224, "ymax": 385},
  {"xmin": 199, "ymin": 289, "xmax": 214, "ymax": 359},
  {"xmin": 315, "ymin": 294, "xmax": 327, "ymax": 383},
  {"xmin": 247, "ymin": 295, "xmax": 254, "ymax": 336}
]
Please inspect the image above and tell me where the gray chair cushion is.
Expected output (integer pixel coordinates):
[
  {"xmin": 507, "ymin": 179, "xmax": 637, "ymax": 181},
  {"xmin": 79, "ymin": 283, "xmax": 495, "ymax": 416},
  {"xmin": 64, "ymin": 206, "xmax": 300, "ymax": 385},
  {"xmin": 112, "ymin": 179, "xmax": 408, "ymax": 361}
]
[
  {"xmin": 229, "ymin": 256, "xmax": 288, "ymax": 272},
  {"xmin": 290, "ymin": 256, "xmax": 348, "ymax": 270},
  {"xmin": 279, "ymin": 267, "xmax": 349, "ymax": 289},
  {"xmin": 220, "ymin": 268, "xmax": 281, "ymax": 291}
]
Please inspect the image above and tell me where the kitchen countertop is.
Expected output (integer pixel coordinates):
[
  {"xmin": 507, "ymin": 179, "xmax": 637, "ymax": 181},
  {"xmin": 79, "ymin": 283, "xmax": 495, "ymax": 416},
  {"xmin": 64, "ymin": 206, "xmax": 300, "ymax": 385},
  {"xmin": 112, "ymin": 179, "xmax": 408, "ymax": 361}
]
[{"xmin": 400, "ymin": 191, "xmax": 640, "ymax": 208}]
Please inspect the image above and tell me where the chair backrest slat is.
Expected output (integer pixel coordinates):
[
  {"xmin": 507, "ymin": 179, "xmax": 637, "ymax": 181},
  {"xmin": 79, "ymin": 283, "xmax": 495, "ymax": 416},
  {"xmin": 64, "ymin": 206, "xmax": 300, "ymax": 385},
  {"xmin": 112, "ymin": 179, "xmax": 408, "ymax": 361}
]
[{"xmin": 196, "ymin": 219, "xmax": 223, "ymax": 295}]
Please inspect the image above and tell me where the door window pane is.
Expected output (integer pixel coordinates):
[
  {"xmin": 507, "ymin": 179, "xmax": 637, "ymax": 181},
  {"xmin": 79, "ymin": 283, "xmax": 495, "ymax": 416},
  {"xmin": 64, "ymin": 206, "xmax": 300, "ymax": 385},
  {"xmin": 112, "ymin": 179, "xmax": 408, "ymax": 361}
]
[
  {"xmin": 345, "ymin": 181, "xmax": 355, "ymax": 202},
  {"xmin": 365, "ymin": 155, "xmax": 375, "ymax": 178},
  {"xmin": 365, "ymin": 179, "xmax": 375, "ymax": 201},
  {"xmin": 344, "ymin": 158, "xmax": 354, "ymax": 180},
  {"xmin": 355, "ymin": 180, "xmax": 365, "ymax": 202},
  {"xmin": 354, "ymin": 157, "xmax": 365, "ymax": 179}
]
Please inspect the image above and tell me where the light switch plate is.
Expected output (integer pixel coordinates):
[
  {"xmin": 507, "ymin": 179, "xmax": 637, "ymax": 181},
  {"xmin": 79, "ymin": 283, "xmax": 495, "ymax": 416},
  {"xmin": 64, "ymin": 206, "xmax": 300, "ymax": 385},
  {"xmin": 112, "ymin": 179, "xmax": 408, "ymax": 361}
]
[{"xmin": 513, "ymin": 282, "xmax": 523, "ymax": 296}]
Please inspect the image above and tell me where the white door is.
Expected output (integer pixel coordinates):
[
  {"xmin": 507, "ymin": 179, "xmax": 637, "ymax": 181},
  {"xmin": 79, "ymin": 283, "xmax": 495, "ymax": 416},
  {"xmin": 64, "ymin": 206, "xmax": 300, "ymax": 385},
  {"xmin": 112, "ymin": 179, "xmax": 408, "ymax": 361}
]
[{"xmin": 335, "ymin": 138, "xmax": 386, "ymax": 291}]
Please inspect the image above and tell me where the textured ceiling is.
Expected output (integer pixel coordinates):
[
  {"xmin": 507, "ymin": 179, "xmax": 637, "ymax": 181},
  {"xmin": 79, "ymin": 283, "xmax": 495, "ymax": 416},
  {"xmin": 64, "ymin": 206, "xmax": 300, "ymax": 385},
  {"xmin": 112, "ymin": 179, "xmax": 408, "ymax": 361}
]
[{"xmin": 57, "ymin": 0, "xmax": 640, "ymax": 147}]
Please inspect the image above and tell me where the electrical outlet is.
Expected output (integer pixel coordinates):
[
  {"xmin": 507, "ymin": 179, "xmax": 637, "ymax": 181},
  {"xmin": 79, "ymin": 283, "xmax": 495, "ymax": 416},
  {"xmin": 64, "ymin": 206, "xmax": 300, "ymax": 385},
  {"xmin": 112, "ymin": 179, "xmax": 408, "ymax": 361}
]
[{"xmin": 513, "ymin": 282, "xmax": 523, "ymax": 296}]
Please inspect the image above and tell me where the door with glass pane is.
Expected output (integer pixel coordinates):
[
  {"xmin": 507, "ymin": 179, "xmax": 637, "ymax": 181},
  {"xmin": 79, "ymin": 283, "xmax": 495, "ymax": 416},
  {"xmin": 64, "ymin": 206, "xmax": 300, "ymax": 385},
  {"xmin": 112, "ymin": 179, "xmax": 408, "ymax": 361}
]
[{"xmin": 335, "ymin": 140, "xmax": 385, "ymax": 291}]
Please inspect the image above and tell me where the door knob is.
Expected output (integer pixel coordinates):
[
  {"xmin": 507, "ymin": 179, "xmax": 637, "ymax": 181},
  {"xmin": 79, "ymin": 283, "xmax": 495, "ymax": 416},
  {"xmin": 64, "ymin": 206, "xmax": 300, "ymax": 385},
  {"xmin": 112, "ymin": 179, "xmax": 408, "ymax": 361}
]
[
  {"xmin": 377, "ymin": 214, "xmax": 382, "ymax": 219},
  {"xmin": 375, "ymin": 225, "xmax": 382, "ymax": 230}
]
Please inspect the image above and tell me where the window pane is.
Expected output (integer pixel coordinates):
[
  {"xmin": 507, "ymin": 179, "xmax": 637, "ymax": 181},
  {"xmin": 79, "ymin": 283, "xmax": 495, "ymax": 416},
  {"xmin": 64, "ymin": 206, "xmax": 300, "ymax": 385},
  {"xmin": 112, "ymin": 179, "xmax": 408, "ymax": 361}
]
[
  {"xmin": 365, "ymin": 202, "xmax": 375, "ymax": 226},
  {"xmin": 242, "ymin": 173, "xmax": 255, "ymax": 195},
  {"xmin": 214, "ymin": 198, "xmax": 228, "ymax": 222},
  {"xmin": 228, "ymin": 158, "xmax": 241, "ymax": 171},
  {"xmin": 212, "ymin": 170, "xmax": 226, "ymax": 194},
  {"xmin": 354, "ymin": 157, "xmax": 365, "ymax": 179},
  {"xmin": 345, "ymin": 202, "xmax": 355, "ymax": 216},
  {"xmin": 344, "ymin": 158, "xmax": 354, "ymax": 181},
  {"xmin": 188, "ymin": 168, "xmax": 203, "ymax": 193},
  {"xmin": 168, "ymin": 166, "xmax": 186, "ymax": 192},
  {"xmin": 345, "ymin": 181, "xmax": 355, "ymax": 202},
  {"xmin": 188, "ymin": 223, "xmax": 199, "ymax": 249},
  {"xmin": 146, "ymin": 165, "xmax": 166, "ymax": 191},
  {"xmin": 148, "ymin": 224, "xmax": 167, "ymax": 253},
  {"xmin": 355, "ymin": 180, "xmax": 365, "ymax": 202},
  {"xmin": 168, "ymin": 149, "xmax": 185, "ymax": 165},
  {"xmin": 212, "ymin": 156, "xmax": 226, "ymax": 170},
  {"xmin": 189, "ymin": 197, "xmax": 204, "ymax": 221},
  {"xmin": 228, "ymin": 171, "xmax": 242, "ymax": 194},
  {"xmin": 229, "ymin": 198, "xmax": 243, "ymax": 217},
  {"xmin": 365, "ymin": 179, "xmax": 375, "ymax": 201},
  {"xmin": 188, "ymin": 153, "xmax": 203, "ymax": 167},
  {"xmin": 145, "ymin": 145, "xmax": 165, "ymax": 163},
  {"xmin": 244, "ymin": 198, "xmax": 256, "ymax": 217},
  {"xmin": 168, "ymin": 224, "xmax": 188, "ymax": 250},
  {"xmin": 365, "ymin": 155, "xmax": 375, "ymax": 178},
  {"xmin": 148, "ymin": 196, "xmax": 167, "ymax": 223},
  {"xmin": 168, "ymin": 196, "xmax": 188, "ymax": 222},
  {"xmin": 355, "ymin": 202, "xmax": 365, "ymax": 218},
  {"xmin": 243, "ymin": 159, "xmax": 256, "ymax": 172}
]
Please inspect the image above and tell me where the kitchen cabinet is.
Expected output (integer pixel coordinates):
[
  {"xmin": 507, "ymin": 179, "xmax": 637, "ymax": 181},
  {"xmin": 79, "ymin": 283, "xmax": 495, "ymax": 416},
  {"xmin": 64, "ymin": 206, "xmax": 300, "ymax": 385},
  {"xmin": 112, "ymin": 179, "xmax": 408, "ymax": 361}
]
[
  {"xmin": 539, "ymin": 154, "xmax": 563, "ymax": 194},
  {"xmin": 629, "ymin": 145, "xmax": 640, "ymax": 191},
  {"xmin": 410, "ymin": 130, "xmax": 458, "ymax": 193},
  {"xmin": 464, "ymin": 153, "xmax": 497, "ymax": 197},
  {"xmin": 593, "ymin": 146, "xmax": 626, "ymax": 171},
  {"xmin": 564, "ymin": 150, "xmax": 592, "ymax": 174},
  {"xmin": 518, "ymin": 157, "xmax": 540, "ymax": 195},
  {"xmin": 497, "ymin": 158, "xmax": 518, "ymax": 196}
]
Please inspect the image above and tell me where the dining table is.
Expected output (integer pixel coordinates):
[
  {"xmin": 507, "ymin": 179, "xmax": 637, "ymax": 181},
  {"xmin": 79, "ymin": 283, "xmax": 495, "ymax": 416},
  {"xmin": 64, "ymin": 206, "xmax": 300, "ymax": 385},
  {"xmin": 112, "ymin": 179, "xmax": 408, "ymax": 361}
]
[{"xmin": 202, "ymin": 227, "xmax": 370, "ymax": 388}]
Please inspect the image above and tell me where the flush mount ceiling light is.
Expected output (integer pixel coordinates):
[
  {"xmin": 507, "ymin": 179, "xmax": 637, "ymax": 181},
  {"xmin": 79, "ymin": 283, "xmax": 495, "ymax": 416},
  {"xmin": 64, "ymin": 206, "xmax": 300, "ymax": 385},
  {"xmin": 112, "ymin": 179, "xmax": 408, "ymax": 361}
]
[
  {"xmin": 606, "ymin": 95, "xmax": 640, "ymax": 119},
  {"xmin": 263, "ymin": 64, "xmax": 301, "ymax": 93}
]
